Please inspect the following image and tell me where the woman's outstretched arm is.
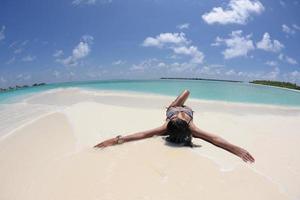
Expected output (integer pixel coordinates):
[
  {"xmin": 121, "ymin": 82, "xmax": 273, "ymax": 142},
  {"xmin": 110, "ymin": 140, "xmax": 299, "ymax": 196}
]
[
  {"xmin": 94, "ymin": 123, "xmax": 167, "ymax": 148},
  {"xmin": 189, "ymin": 122, "xmax": 255, "ymax": 163}
]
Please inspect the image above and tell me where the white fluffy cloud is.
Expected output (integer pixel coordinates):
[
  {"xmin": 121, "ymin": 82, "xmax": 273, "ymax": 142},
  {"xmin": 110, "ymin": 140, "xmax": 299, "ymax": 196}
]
[
  {"xmin": 196, "ymin": 64, "xmax": 224, "ymax": 76},
  {"xmin": 6, "ymin": 57, "xmax": 15, "ymax": 65},
  {"xmin": 0, "ymin": 26, "xmax": 5, "ymax": 41},
  {"xmin": 264, "ymin": 67, "xmax": 280, "ymax": 80},
  {"xmin": 16, "ymin": 74, "xmax": 32, "ymax": 81},
  {"xmin": 282, "ymin": 24, "xmax": 295, "ymax": 35},
  {"xmin": 279, "ymin": 0, "xmax": 286, "ymax": 7},
  {"xmin": 53, "ymin": 70, "xmax": 60, "ymax": 78},
  {"xmin": 176, "ymin": 23, "xmax": 190, "ymax": 30},
  {"xmin": 282, "ymin": 24, "xmax": 300, "ymax": 36},
  {"xmin": 59, "ymin": 35, "xmax": 93, "ymax": 66},
  {"xmin": 202, "ymin": 0, "xmax": 264, "ymax": 25},
  {"xmin": 130, "ymin": 58, "xmax": 197, "ymax": 73},
  {"xmin": 130, "ymin": 58, "xmax": 159, "ymax": 71},
  {"xmin": 142, "ymin": 32, "xmax": 204, "ymax": 64},
  {"xmin": 142, "ymin": 32, "xmax": 189, "ymax": 48},
  {"xmin": 285, "ymin": 56, "xmax": 298, "ymax": 65},
  {"xmin": 225, "ymin": 69, "xmax": 237, "ymax": 76},
  {"xmin": 222, "ymin": 67, "xmax": 281, "ymax": 81},
  {"xmin": 285, "ymin": 70, "xmax": 300, "ymax": 83},
  {"xmin": 293, "ymin": 24, "xmax": 300, "ymax": 31},
  {"xmin": 22, "ymin": 55, "xmax": 36, "ymax": 62},
  {"xmin": 279, "ymin": 54, "xmax": 298, "ymax": 65},
  {"xmin": 14, "ymin": 48, "xmax": 23, "ymax": 54},
  {"xmin": 212, "ymin": 30, "xmax": 255, "ymax": 59},
  {"xmin": 129, "ymin": 58, "xmax": 285, "ymax": 82},
  {"xmin": 9, "ymin": 40, "xmax": 29, "ymax": 54},
  {"xmin": 0, "ymin": 77, "xmax": 6, "ymax": 83},
  {"xmin": 191, "ymin": 63, "xmax": 283, "ymax": 81},
  {"xmin": 53, "ymin": 50, "xmax": 64, "ymax": 57},
  {"xmin": 265, "ymin": 61, "xmax": 278, "ymax": 66},
  {"xmin": 73, "ymin": 0, "xmax": 96, "ymax": 4},
  {"xmin": 72, "ymin": 0, "xmax": 112, "ymax": 5},
  {"xmin": 173, "ymin": 46, "xmax": 204, "ymax": 64},
  {"xmin": 112, "ymin": 60, "xmax": 126, "ymax": 65},
  {"xmin": 256, "ymin": 32, "xmax": 284, "ymax": 52}
]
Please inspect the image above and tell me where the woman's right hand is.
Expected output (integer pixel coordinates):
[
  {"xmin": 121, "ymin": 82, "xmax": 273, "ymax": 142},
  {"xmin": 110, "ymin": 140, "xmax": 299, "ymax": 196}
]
[
  {"xmin": 94, "ymin": 138, "xmax": 118, "ymax": 148},
  {"xmin": 234, "ymin": 147, "xmax": 255, "ymax": 163}
]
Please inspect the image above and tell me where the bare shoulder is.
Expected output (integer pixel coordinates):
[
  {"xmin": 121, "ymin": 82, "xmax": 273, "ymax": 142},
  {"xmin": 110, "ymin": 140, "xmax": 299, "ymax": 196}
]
[
  {"xmin": 188, "ymin": 121, "xmax": 197, "ymax": 130},
  {"xmin": 155, "ymin": 121, "xmax": 168, "ymax": 136},
  {"xmin": 160, "ymin": 121, "xmax": 168, "ymax": 131}
]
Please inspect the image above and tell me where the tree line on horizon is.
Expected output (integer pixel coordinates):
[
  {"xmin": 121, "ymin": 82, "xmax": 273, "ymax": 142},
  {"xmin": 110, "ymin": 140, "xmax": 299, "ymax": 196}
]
[
  {"xmin": 250, "ymin": 80, "xmax": 300, "ymax": 90},
  {"xmin": 0, "ymin": 83, "xmax": 46, "ymax": 92}
]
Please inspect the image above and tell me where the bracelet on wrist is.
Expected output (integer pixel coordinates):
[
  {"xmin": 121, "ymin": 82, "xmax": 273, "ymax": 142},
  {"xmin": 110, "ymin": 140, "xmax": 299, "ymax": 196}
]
[{"xmin": 116, "ymin": 135, "xmax": 124, "ymax": 144}]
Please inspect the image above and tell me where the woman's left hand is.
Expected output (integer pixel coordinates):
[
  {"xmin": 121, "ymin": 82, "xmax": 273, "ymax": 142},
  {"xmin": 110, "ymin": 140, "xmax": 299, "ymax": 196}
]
[
  {"xmin": 235, "ymin": 147, "xmax": 255, "ymax": 163},
  {"xmin": 94, "ymin": 138, "xmax": 118, "ymax": 148}
]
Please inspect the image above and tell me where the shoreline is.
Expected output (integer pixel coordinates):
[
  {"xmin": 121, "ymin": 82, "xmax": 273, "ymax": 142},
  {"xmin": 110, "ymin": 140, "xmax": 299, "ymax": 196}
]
[
  {"xmin": 58, "ymin": 87, "xmax": 300, "ymax": 111},
  {"xmin": 23, "ymin": 87, "xmax": 300, "ymax": 110},
  {"xmin": 1, "ymin": 80, "xmax": 300, "ymax": 108}
]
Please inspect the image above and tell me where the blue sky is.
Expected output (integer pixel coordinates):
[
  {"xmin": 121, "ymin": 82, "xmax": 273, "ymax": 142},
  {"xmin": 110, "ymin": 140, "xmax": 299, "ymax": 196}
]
[{"xmin": 0, "ymin": 0, "xmax": 300, "ymax": 87}]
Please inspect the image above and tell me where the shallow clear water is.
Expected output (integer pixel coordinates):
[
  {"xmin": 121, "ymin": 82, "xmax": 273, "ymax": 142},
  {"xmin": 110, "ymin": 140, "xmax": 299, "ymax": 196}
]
[{"xmin": 1, "ymin": 79, "xmax": 300, "ymax": 107}]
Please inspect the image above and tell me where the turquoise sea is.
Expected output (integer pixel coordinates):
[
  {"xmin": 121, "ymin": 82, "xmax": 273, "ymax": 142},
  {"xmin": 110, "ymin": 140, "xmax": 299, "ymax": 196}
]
[{"xmin": 1, "ymin": 79, "xmax": 300, "ymax": 107}]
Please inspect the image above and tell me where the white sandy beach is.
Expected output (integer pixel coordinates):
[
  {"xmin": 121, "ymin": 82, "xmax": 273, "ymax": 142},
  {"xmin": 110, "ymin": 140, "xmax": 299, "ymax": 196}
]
[{"xmin": 1, "ymin": 88, "xmax": 300, "ymax": 200}]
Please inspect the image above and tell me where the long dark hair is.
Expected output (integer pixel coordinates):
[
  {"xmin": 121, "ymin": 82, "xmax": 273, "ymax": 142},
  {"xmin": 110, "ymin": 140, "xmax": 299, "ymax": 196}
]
[{"xmin": 166, "ymin": 118, "xmax": 193, "ymax": 147}]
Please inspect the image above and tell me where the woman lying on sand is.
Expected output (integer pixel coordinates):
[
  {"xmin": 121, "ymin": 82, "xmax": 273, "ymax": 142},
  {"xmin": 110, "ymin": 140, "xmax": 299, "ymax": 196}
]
[{"xmin": 94, "ymin": 90, "xmax": 255, "ymax": 163}]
